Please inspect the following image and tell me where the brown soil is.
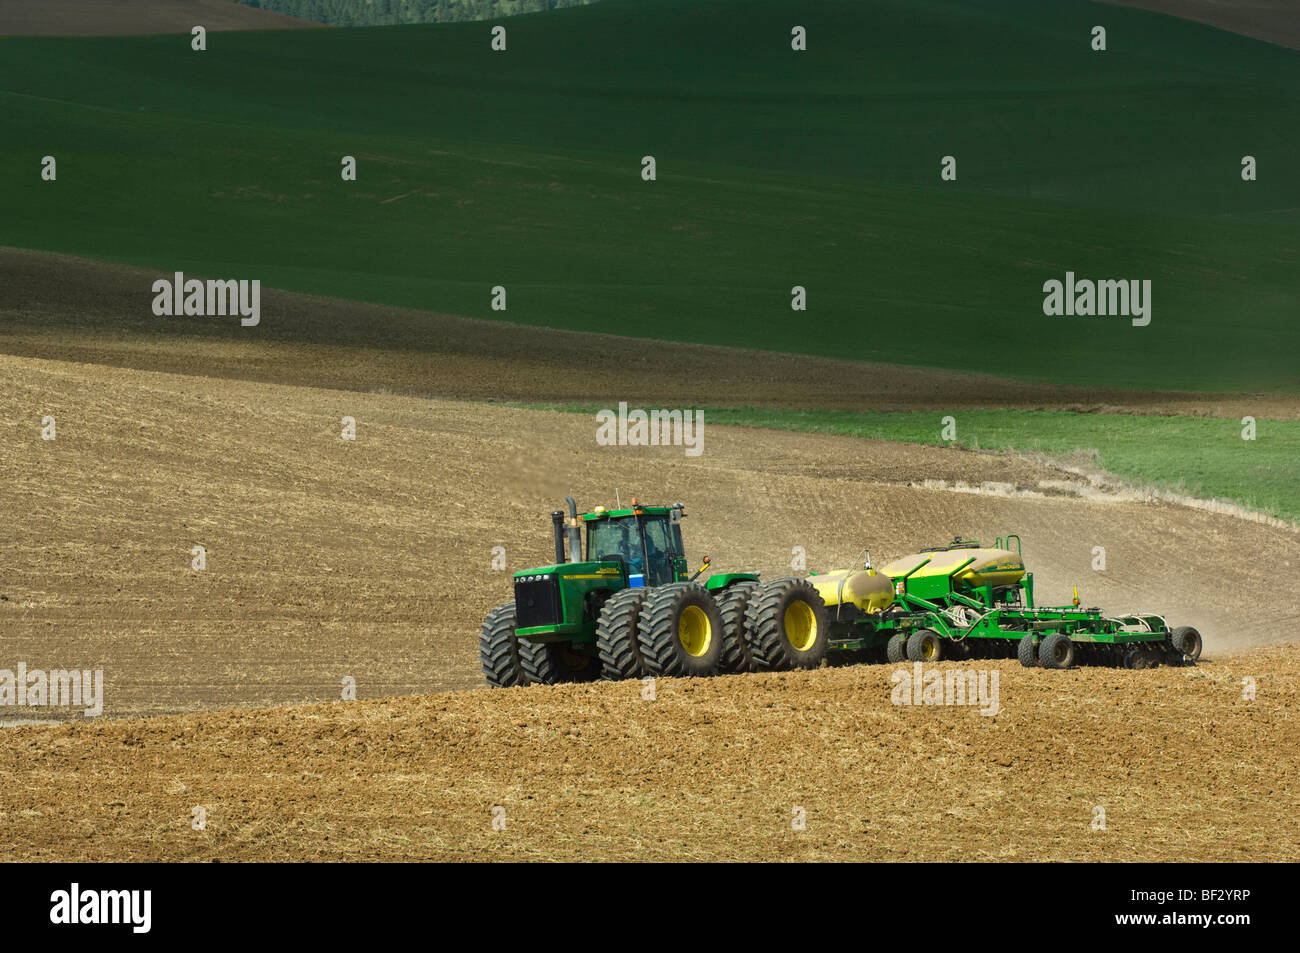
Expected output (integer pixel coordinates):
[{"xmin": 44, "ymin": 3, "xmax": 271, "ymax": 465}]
[
  {"xmin": 2, "ymin": 350, "xmax": 1296, "ymax": 725},
  {"xmin": 1101, "ymin": 1, "xmax": 1300, "ymax": 51},
  {"xmin": 0, "ymin": 0, "xmax": 323, "ymax": 37},
  {"xmin": 3, "ymin": 647, "xmax": 1296, "ymax": 861}
]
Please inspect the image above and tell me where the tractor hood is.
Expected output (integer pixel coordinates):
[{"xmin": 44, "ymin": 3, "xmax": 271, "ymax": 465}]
[{"xmin": 514, "ymin": 562, "xmax": 624, "ymax": 581}]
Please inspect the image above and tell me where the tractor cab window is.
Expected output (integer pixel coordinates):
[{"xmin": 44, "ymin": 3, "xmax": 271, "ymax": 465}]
[
  {"xmin": 587, "ymin": 514, "xmax": 679, "ymax": 586},
  {"xmin": 641, "ymin": 516, "xmax": 677, "ymax": 587},
  {"xmin": 588, "ymin": 518, "xmax": 639, "ymax": 569}
]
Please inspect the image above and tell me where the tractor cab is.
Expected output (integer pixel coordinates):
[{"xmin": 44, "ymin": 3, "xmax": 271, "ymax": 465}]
[{"xmin": 583, "ymin": 500, "xmax": 686, "ymax": 587}]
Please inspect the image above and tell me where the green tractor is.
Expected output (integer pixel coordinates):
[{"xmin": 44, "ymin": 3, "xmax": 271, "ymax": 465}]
[
  {"xmin": 478, "ymin": 497, "xmax": 828, "ymax": 686},
  {"xmin": 480, "ymin": 505, "xmax": 1203, "ymax": 686}
]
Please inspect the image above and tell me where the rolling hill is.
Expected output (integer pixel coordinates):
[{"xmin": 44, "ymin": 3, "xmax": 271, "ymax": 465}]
[{"xmin": 0, "ymin": 0, "xmax": 1296, "ymax": 390}]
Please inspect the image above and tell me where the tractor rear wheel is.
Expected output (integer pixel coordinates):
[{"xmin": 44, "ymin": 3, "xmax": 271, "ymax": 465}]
[
  {"xmin": 745, "ymin": 578, "xmax": 828, "ymax": 671},
  {"xmin": 1017, "ymin": 633, "xmax": 1038, "ymax": 668},
  {"xmin": 717, "ymin": 581, "xmax": 760, "ymax": 674},
  {"xmin": 906, "ymin": 628, "xmax": 944, "ymax": 663},
  {"xmin": 1169, "ymin": 626, "xmax": 1202, "ymax": 663},
  {"xmin": 596, "ymin": 588, "xmax": 650, "ymax": 680},
  {"xmin": 885, "ymin": 634, "xmax": 906, "ymax": 664},
  {"xmin": 479, "ymin": 602, "xmax": 526, "ymax": 688},
  {"xmin": 519, "ymin": 639, "xmax": 603, "ymax": 684},
  {"xmin": 1039, "ymin": 632, "xmax": 1075, "ymax": 670},
  {"xmin": 637, "ymin": 583, "xmax": 725, "ymax": 677}
]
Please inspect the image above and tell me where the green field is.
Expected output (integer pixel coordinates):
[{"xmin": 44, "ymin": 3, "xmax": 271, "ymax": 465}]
[
  {"xmin": 1, "ymin": 0, "xmax": 1297, "ymax": 390},
  {"xmin": 520, "ymin": 403, "xmax": 1300, "ymax": 522}
]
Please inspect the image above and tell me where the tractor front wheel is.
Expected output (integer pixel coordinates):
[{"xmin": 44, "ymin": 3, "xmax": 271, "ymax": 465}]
[
  {"xmin": 637, "ymin": 583, "xmax": 725, "ymax": 677},
  {"xmin": 479, "ymin": 602, "xmax": 526, "ymax": 688},
  {"xmin": 745, "ymin": 578, "xmax": 828, "ymax": 671},
  {"xmin": 596, "ymin": 587, "xmax": 650, "ymax": 679},
  {"xmin": 519, "ymin": 640, "xmax": 604, "ymax": 684}
]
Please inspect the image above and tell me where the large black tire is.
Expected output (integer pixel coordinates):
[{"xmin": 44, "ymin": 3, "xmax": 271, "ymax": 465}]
[
  {"xmin": 1169, "ymin": 626, "xmax": 1202, "ymax": 663},
  {"xmin": 1039, "ymin": 632, "xmax": 1075, "ymax": 670},
  {"xmin": 906, "ymin": 628, "xmax": 944, "ymax": 663},
  {"xmin": 596, "ymin": 587, "xmax": 650, "ymax": 680},
  {"xmin": 717, "ymin": 581, "xmax": 760, "ymax": 674},
  {"xmin": 519, "ymin": 639, "xmax": 604, "ymax": 684},
  {"xmin": 885, "ymin": 634, "xmax": 907, "ymax": 664},
  {"xmin": 1017, "ymin": 633, "xmax": 1038, "ymax": 668},
  {"xmin": 745, "ymin": 577, "xmax": 829, "ymax": 671},
  {"xmin": 479, "ymin": 602, "xmax": 526, "ymax": 688},
  {"xmin": 637, "ymin": 582, "xmax": 725, "ymax": 677}
]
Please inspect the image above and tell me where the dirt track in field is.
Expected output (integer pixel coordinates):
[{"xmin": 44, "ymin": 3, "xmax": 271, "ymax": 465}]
[{"xmin": 0, "ymin": 1, "xmax": 322, "ymax": 36}]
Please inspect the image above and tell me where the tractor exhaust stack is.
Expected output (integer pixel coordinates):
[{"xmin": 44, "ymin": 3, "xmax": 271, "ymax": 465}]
[
  {"xmin": 550, "ymin": 510, "xmax": 565, "ymax": 564},
  {"xmin": 564, "ymin": 496, "xmax": 582, "ymax": 563}
]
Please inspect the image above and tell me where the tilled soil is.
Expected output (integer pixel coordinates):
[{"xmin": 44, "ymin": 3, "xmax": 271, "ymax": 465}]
[
  {"xmin": 2, "ymin": 351, "xmax": 1296, "ymax": 723},
  {"xmin": 3, "ymin": 648, "xmax": 1296, "ymax": 861},
  {"xmin": 2, "ymin": 245, "xmax": 1298, "ymax": 861}
]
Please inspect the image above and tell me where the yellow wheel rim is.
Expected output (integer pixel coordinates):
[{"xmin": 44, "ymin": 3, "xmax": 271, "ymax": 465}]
[
  {"xmin": 783, "ymin": 600, "xmax": 817, "ymax": 652},
  {"xmin": 678, "ymin": 604, "xmax": 712, "ymax": 657},
  {"xmin": 921, "ymin": 635, "xmax": 939, "ymax": 660}
]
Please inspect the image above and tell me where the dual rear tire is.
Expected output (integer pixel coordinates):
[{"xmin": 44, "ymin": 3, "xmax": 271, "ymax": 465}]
[
  {"xmin": 744, "ymin": 577, "xmax": 829, "ymax": 671},
  {"xmin": 717, "ymin": 581, "xmax": 761, "ymax": 673}
]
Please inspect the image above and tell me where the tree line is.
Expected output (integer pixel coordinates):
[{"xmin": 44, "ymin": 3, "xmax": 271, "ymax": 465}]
[{"xmin": 236, "ymin": 0, "xmax": 603, "ymax": 26}]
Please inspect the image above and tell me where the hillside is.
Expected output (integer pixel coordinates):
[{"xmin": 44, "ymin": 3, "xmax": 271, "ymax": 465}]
[
  {"xmin": 4, "ymin": 348, "xmax": 1298, "ymax": 720},
  {"xmin": 0, "ymin": 0, "xmax": 1296, "ymax": 390}
]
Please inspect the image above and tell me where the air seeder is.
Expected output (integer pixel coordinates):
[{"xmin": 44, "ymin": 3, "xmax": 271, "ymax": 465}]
[
  {"xmin": 811, "ymin": 536, "xmax": 1202, "ymax": 670},
  {"xmin": 478, "ymin": 498, "xmax": 1202, "ymax": 686}
]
